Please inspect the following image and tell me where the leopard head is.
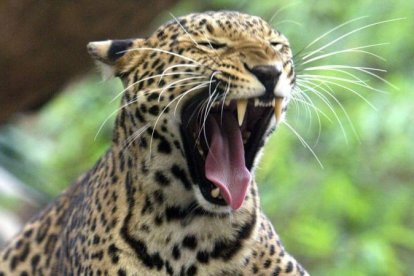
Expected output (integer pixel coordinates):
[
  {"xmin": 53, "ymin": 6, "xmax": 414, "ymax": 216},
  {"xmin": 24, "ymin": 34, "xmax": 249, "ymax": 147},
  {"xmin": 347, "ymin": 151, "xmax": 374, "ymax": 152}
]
[{"xmin": 87, "ymin": 11, "xmax": 295, "ymax": 213}]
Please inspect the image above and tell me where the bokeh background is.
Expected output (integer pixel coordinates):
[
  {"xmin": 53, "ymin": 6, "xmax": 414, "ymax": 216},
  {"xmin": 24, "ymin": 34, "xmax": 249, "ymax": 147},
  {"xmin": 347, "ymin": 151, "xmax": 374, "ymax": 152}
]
[{"xmin": 1, "ymin": 0, "xmax": 413, "ymax": 275}]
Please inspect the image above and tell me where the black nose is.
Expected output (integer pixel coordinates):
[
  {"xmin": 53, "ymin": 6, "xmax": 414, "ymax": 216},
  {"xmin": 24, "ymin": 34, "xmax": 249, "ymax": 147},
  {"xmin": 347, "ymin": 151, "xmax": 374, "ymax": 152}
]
[{"xmin": 249, "ymin": 65, "xmax": 281, "ymax": 93}]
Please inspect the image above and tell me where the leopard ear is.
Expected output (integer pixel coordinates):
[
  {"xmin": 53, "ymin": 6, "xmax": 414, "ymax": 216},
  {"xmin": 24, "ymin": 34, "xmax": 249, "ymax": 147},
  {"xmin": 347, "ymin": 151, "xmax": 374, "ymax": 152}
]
[{"xmin": 87, "ymin": 39, "xmax": 142, "ymax": 79}]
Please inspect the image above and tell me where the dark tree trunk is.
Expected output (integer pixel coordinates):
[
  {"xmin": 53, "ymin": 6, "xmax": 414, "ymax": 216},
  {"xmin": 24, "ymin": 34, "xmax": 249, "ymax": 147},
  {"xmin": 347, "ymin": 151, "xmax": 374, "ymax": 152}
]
[{"xmin": 0, "ymin": 0, "xmax": 178, "ymax": 124}]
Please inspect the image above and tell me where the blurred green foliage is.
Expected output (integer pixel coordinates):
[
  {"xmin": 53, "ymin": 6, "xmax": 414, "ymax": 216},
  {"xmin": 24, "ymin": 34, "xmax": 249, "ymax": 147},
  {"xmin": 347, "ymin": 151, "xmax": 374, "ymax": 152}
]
[
  {"xmin": 0, "ymin": 79, "xmax": 119, "ymax": 197},
  {"xmin": 1, "ymin": 0, "xmax": 413, "ymax": 274}
]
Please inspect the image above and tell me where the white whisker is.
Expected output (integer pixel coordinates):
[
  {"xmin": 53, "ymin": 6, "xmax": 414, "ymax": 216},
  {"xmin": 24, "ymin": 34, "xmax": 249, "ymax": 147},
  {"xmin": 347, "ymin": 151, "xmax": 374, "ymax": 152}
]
[
  {"xmin": 200, "ymin": 92, "xmax": 220, "ymax": 157},
  {"xmin": 298, "ymin": 79, "xmax": 361, "ymax": 141},
  {"xmin": 272, "ymin": 19, "xmax": 303, "ymax": 27},
  {"xmin": 158, "ymin": 63, "xmax": 200, "ymax": 85},
  {"xmin": 94, "ymin": 93, "xmax": 148, "ymax": 141},
  {"xmin": 111, "ymin": 71, "xmax": 202, "ymax": 103},
  {"xmin": 296, "ymin": 80, "xmax": 349, "ymax": 143},
  {"xmin": 120, "ymin": 124, "xmax": 150, "ymax": 158},
  {"xmin": 125, "ymin": 47, "xmax": 201, "ymax": 65},
  {"xmin": 209, "ymin": 71, "xmax": 222, "ymax": 96},
  {"xmin": 159, "ymin": 76, "xmax": 208, "ymax": 101},
  {"xmin": 305, "ymin": 65, "xmax": 397, "ymax": 89},
  {"xmin": 301, "ymin": 68, "xmax": 387, "ymax": 94},
  {"xmin": 292, "ymin": 91, "xmax": 324, "ymax": 145},
  {"xmin": 299, "ymin": 73, "xmax": 373, "ymax": 90},
  {"xmin": 269, "ymin": 2, "xmax": 300, "ymax": 24},
  {"xmin": 303, "ymin": 16, "xmax": 369, "ymax": 51},
  {"xmin": 301, "ymin": 43, "xmax": 389, "ymax": 65},
  {"xmin": 305, "ymin": 64, "xmax": 386, "ymax": 73},
  {"xmin": 169, "ymin": 12, "xmax": 199, "ymax": 46},
  {"xmin": 303, "ymin": 18, "xmax": 404, "ymax": 60},
  {"xmin": 283, "ymin": 121, "xmax": 324, "ymax": 168},
  {"xmin": 299, "ymin": 76, "xmax": 377, "ymax": 110},
  {"xmin": 293, "ymin": 87, "xmax": 313, "ymax": 128},
  {"xmin": 294, "ymin": 84, "xmax": 329, "ymax": 142},
  {"xmin": 174, "ymin": 81, "xmax": 215, "ymax": 115},
  {"xmin": 148, "ymin": 82, "xmax": 211, "ymax": 158},
  {"xmin": 220, "ymin": 78, "xmax": 231, "ymax": 125},
  {"xmin": 292, "ymin": 91, "xmax": 332, "ymax": 121}
]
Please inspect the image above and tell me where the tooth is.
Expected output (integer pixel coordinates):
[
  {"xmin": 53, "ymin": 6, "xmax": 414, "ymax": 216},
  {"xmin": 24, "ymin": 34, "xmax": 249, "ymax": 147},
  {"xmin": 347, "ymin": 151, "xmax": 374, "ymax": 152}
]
[
  {"xmin": 237, "ymin": 99, "xmax": 248, "ymax": 126},
  {"xmin": 274, "ymin": 98, "xmax": 283, "ymax": 123},
  {"xmin": 211, "ymin": 187, "xmax": 220, "ymax": 198}
]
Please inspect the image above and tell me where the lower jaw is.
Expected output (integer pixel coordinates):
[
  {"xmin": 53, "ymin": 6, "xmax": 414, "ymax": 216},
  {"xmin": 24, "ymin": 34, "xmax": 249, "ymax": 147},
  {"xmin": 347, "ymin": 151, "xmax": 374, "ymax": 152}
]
[{"xmin": 182, "ymin": 140, "xmax": 268, "ymax": 209}]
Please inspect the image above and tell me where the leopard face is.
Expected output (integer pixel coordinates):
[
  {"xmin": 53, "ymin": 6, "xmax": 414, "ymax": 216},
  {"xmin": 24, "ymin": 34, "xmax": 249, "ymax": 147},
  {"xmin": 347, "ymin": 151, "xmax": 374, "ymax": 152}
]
[{"xmin": 88, "ymin": 11, "xmax": 295, "ymax": 214}]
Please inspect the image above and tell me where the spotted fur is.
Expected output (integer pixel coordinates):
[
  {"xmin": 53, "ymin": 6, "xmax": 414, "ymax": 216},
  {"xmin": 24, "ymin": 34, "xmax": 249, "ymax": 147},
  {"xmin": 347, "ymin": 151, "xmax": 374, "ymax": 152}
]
[{"xmin": 0, "ymin": 11, "xmax": 308, "ymax": 275}]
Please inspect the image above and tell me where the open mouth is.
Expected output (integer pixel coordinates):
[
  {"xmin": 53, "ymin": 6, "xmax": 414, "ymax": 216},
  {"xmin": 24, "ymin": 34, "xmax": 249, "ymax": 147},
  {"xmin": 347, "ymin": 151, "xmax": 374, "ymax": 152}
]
[{"xmin": 180, "ymin": 90, "xmax": 283, "ymax": 210}]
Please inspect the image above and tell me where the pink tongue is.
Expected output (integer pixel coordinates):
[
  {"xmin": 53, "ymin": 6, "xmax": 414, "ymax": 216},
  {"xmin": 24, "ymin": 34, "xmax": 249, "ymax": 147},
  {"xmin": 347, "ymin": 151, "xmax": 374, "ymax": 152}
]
[{"xmin": 205, "ymin": 114, "xmax": 252, "ymax": 210}]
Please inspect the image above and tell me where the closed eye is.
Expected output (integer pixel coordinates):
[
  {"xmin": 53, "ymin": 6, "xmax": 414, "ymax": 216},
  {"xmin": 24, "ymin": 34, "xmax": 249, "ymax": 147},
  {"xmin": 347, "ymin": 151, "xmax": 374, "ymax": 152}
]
[
  {"xmin": 198, "ymin": 41, "xmax": 227, "ymax": 50},
  {"xmin": 270, "ymin": 41, "xmax": 286, "ymax": 52},
  {"xmin": 270, "ymin": 42, "xmax": 284, "ymax": 47}
]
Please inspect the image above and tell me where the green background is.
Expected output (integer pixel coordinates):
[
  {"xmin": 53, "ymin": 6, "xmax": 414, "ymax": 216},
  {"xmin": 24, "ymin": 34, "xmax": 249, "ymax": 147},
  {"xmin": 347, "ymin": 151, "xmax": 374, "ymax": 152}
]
[{"xmin": 1, "ymin": 1, "xmax": 413, "ymax": 275}]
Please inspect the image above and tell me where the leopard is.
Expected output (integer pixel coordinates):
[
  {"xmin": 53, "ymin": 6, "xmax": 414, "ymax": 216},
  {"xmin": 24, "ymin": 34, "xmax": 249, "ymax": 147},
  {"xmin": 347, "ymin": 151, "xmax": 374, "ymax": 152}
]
[{"xmin": 0, "ymin": 11, "xmax": 309, "ymax": 275}]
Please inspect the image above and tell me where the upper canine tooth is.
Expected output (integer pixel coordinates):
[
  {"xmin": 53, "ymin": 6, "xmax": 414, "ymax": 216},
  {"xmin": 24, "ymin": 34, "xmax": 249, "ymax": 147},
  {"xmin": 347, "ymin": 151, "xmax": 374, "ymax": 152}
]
[
  {"xmin": 274, "ymin": 98, "xmax": 283, "ymax": 123},
  {"xmin": 237, "ymin": 99, "xmax": 248, "ymax": 126}
]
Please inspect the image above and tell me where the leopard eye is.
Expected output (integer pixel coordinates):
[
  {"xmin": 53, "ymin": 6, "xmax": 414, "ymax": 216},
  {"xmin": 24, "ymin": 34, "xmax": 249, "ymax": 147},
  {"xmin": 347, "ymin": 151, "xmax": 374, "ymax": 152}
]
[
  {"xmin": 270, "ymin": 41, "xmax": 285, "ymax": 52},
  {"xmin": 198, "ymin": 41, "xmax": 227, "ymax": 50},
  {"xmin": 270, "ymin": 42, "xmax": 283, "ymax": 47}
]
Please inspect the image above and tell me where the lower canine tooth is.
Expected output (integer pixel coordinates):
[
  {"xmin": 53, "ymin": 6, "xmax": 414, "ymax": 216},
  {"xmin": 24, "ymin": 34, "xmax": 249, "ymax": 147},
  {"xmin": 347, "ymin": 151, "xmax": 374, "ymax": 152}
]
[
  {"xmin": 211, "ymin": 187, "xmax": 220, "ymax": 198},
  {"xmin": 274, "ymin": 98, "xmax": 283, "ymax": 123}
]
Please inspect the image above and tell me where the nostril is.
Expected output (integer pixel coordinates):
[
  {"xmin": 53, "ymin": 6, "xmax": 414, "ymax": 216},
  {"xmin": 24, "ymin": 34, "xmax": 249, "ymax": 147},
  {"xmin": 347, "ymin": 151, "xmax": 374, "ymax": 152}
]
[{"xmin": 246, "ymin": 65, "xmax": 281, "ymax": 94}]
